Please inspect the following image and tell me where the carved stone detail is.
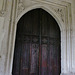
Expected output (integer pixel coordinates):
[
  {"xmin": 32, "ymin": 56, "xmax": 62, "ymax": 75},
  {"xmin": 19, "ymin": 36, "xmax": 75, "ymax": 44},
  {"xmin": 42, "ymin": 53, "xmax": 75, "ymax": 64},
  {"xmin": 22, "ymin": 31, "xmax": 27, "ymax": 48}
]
[
  {"xmin": 31, "ymin": 0, "xmax": 66, "ymax": 23},
  {"xmin": 52, "ymin": 8, "xmax": 65, "ymax": 22},
  {"xmin": 0, "ymin": 10, "xmax": 6, "ymax": 17},
  {"xmin": 0, "ymin": 0, "xmax": 7, "ymax": 17},
  {"xmin": 17, "ymin": 2, "xmax": 25, "ymax": 16}
]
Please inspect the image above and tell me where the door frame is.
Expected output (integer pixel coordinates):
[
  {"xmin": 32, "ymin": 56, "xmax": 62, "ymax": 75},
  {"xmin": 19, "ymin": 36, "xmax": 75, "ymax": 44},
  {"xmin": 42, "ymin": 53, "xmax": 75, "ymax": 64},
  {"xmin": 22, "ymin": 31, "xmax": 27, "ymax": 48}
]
[
  {"xmin": 5, "ymin": 1, "xmax": 72, "ymax": 75},
  {"xmin": 12, "ymin": 8, "xmax": 61, "ymax": 75}
]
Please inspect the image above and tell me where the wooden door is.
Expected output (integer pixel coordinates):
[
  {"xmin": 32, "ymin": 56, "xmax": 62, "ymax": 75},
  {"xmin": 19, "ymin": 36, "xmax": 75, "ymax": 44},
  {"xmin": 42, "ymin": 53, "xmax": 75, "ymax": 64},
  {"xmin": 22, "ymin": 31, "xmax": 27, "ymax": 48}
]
[{"xmin": 12, "ymin": 8, "xmax": 61, "ymax": 75}]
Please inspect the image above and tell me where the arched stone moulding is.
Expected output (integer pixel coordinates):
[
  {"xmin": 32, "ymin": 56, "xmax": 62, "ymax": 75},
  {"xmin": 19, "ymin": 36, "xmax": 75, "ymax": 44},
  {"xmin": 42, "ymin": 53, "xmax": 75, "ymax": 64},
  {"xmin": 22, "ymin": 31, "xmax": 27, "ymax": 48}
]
[
  {"xmin": 5, "ymin": 0, "xmax": 72, "ymax": 75},
  {"xmin": 0, "ymin": 0, "xmax": 7, "ymax": 49}
]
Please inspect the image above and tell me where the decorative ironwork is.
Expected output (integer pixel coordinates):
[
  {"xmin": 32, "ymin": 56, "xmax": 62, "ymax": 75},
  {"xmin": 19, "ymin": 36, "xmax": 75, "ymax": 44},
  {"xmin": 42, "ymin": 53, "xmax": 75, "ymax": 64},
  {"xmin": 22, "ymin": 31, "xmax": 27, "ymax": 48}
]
[
  {"xmin": 42, "ymin": 37, "xmax": 48, "ymax": 44},
  {"xmin": 32, "ymin": 36, "xmax": 39, "ymax": 43}
]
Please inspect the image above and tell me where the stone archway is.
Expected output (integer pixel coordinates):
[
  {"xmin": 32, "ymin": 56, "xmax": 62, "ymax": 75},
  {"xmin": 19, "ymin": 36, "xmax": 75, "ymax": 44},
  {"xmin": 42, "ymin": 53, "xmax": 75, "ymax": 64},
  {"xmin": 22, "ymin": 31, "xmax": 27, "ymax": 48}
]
[
  {"xmin": 11, "ymin": 6, "xmax": 65, "ymax": 75},
  {"xmin": 12, "ymin": 8, "xmax": 61, "ymax": 75},
  {"xmin": 5, "ymin": 1, "xmax": 71, "ymax": 75}
]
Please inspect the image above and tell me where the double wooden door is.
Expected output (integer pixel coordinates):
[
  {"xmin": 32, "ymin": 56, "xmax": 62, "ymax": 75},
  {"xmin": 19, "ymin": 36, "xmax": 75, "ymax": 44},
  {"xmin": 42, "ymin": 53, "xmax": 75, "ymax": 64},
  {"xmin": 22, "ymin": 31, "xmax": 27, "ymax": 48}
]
[{"xmin": 12, "ymin": 8, "xmax": 61, "ymax": 75}]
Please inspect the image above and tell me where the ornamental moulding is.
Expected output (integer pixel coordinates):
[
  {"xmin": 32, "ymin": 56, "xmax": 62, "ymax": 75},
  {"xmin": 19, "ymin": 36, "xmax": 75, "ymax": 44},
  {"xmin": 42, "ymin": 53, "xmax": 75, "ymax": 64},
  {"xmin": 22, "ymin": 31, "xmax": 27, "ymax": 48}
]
[
  {"xmin": 17, "ymin": 0, "xmax": 71, "ymax": 24},
  {"xmin": 0, "ymin": 0, "xmax": 7, "ymax": 17},
  {"xmin": 18, "ymin": 2, "xmax": 25, "ymax": 16}
]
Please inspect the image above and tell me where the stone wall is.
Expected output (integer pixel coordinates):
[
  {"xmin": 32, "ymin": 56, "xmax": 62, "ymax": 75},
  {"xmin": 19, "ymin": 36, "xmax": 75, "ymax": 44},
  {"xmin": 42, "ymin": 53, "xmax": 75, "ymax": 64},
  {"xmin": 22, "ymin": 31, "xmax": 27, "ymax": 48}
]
[{"xmin": 0, "ymin": 0, "xmax": 75, "ymax": 75}]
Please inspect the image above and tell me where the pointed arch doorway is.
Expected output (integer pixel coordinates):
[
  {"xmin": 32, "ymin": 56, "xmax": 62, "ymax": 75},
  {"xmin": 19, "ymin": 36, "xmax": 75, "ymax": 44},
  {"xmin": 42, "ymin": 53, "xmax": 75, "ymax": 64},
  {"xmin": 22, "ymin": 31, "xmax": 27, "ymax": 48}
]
[{"xmin": 12, "ymin": 8, "xmax": 61, "ymax": 75}]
